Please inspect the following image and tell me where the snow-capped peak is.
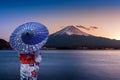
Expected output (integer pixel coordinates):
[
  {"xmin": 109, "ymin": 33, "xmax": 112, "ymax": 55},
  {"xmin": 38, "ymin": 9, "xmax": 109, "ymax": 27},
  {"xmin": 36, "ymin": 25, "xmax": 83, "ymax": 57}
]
[{"xmin": 53, "ymin": 25, "xmax": 90, "ymax": 36}]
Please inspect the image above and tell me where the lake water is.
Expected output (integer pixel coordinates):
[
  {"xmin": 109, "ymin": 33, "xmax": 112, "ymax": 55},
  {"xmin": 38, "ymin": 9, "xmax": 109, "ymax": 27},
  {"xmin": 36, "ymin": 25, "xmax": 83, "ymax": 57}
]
[{"xmin": 0, "ymin": 50, "xmax": 120, "ymax": 80}]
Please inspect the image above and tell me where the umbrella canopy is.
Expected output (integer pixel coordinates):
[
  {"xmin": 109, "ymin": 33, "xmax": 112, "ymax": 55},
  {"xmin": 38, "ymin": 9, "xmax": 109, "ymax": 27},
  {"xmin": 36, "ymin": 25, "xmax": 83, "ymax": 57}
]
[{"xmin": 10, "ymin": 22, "xmax": 49, "ymax": 53}]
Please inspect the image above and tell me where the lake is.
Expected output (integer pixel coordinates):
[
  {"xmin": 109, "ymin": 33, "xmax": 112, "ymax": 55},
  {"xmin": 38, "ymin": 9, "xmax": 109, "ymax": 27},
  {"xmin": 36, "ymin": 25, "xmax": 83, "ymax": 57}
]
[{"xmin": 0, "ymin": 50, "xmax": 120, "ymax": 80}]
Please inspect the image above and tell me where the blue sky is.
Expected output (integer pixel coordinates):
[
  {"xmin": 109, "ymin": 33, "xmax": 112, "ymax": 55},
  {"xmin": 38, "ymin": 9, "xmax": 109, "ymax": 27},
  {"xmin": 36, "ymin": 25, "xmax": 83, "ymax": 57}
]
[
  {"xmin": 1, "ymin": 0, "xmax": 120, "ymax": 41},
  {"xmin": 1, "ymin": 0, "xmax": 120, "ymax": 12}
]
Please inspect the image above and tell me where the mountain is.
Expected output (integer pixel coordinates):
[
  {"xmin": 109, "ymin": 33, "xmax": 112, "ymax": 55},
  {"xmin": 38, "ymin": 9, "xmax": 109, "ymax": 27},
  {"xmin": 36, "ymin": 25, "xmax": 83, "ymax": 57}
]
[
  {"xmin": 0, "ymin": 39, "xmax": 11, "ymax": 50},
  {"xmin": 53, "ymin": 26, "xmax": 90, "ymax": 36},
  {"xmin": 45, "ymin": 26, "xmax": 120, "ymax": 49}
]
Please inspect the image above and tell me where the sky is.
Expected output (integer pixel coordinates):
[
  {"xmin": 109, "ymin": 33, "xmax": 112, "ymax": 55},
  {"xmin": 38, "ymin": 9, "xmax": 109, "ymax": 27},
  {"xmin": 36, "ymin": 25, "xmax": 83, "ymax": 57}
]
[{"xmin": 1, "ymin": 0, "xmax": 120, "ymax": 41}]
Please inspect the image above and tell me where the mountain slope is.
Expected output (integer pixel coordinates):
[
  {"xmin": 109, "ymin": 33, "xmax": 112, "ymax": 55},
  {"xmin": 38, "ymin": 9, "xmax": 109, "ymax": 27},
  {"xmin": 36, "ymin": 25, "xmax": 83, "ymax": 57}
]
[{"xmin": 45, "ymin": 26, "xmax": 120, "ymax": 49}]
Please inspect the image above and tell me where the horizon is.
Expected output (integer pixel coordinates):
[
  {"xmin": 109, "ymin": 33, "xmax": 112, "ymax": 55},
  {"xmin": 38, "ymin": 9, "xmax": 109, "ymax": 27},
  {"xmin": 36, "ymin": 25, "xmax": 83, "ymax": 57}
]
[
  {"xmin": 1, "ymin": 26, "xmax": 120, "ymax": 42},
  {"xmin": 1, "ymin": 0, "xmax": 120, "ymax": 41}
]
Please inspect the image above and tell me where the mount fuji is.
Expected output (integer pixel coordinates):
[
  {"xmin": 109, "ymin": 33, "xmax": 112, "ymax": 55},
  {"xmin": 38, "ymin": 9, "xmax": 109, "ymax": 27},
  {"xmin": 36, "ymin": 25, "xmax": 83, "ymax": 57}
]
[
  {"xmin": 45, "ymin": 26, "xmax": 120, "ymax": 49},
  {"xmin": 53, "ymin": 26, "xmax": 90, "ymax": 36}
]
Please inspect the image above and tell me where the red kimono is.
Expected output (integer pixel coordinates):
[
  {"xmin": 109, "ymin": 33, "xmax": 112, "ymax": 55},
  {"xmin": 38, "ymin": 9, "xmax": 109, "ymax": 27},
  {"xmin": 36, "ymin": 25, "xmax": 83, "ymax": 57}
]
[{"xmin": 19, "ymin": 51, "xmax": 41, "ymax": 80}]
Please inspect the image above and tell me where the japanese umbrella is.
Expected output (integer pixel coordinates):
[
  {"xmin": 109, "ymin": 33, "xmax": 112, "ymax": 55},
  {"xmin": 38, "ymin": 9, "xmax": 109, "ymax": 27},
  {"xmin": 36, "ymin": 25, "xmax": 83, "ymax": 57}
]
[{"xmin": 10, "ymin": 22, "xmax": 49, "ymax": 53}]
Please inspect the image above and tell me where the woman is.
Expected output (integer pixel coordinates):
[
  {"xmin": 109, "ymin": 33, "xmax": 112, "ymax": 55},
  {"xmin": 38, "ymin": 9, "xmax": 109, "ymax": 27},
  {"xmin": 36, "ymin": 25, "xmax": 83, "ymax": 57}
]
[{"xmin": 19, "ymin": 50, "xmax": 42, "ymax": 80}]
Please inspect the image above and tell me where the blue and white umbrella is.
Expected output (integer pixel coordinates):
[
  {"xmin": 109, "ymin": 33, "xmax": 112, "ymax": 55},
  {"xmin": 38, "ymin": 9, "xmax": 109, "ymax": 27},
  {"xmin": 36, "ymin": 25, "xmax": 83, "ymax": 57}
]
[{"xmin": 10, "ymin": 22, "xmax": 49, "ymax": 53}]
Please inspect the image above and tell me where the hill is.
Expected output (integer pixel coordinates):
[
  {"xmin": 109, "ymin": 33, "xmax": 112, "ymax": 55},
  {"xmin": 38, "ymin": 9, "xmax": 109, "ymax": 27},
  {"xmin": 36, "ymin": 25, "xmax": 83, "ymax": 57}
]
[{"xmin": 0, "ymin": 39, "xmax": 11, "ymax": 50}]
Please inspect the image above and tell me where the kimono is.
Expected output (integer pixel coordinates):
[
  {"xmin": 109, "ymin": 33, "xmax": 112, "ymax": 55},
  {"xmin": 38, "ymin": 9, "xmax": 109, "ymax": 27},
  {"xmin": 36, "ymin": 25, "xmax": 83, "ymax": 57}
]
[{"xmin": 19, "ymin": 51, "xmax": 41, "ymax": 80}]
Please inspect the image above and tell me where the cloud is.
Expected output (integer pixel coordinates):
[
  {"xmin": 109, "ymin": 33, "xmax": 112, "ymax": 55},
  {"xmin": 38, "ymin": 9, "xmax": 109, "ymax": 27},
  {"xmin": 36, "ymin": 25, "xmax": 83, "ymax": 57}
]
[
  {"xmin": 76, "ymin": 25, "xmax": 90, "ymax": 30},
  {"xmin": 76, "ymin": 25, "xmax": 98, "ymax": 30},
  {"xmin": 90, "ymin": 26, "xmax": 98, "ymax": 29}
]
